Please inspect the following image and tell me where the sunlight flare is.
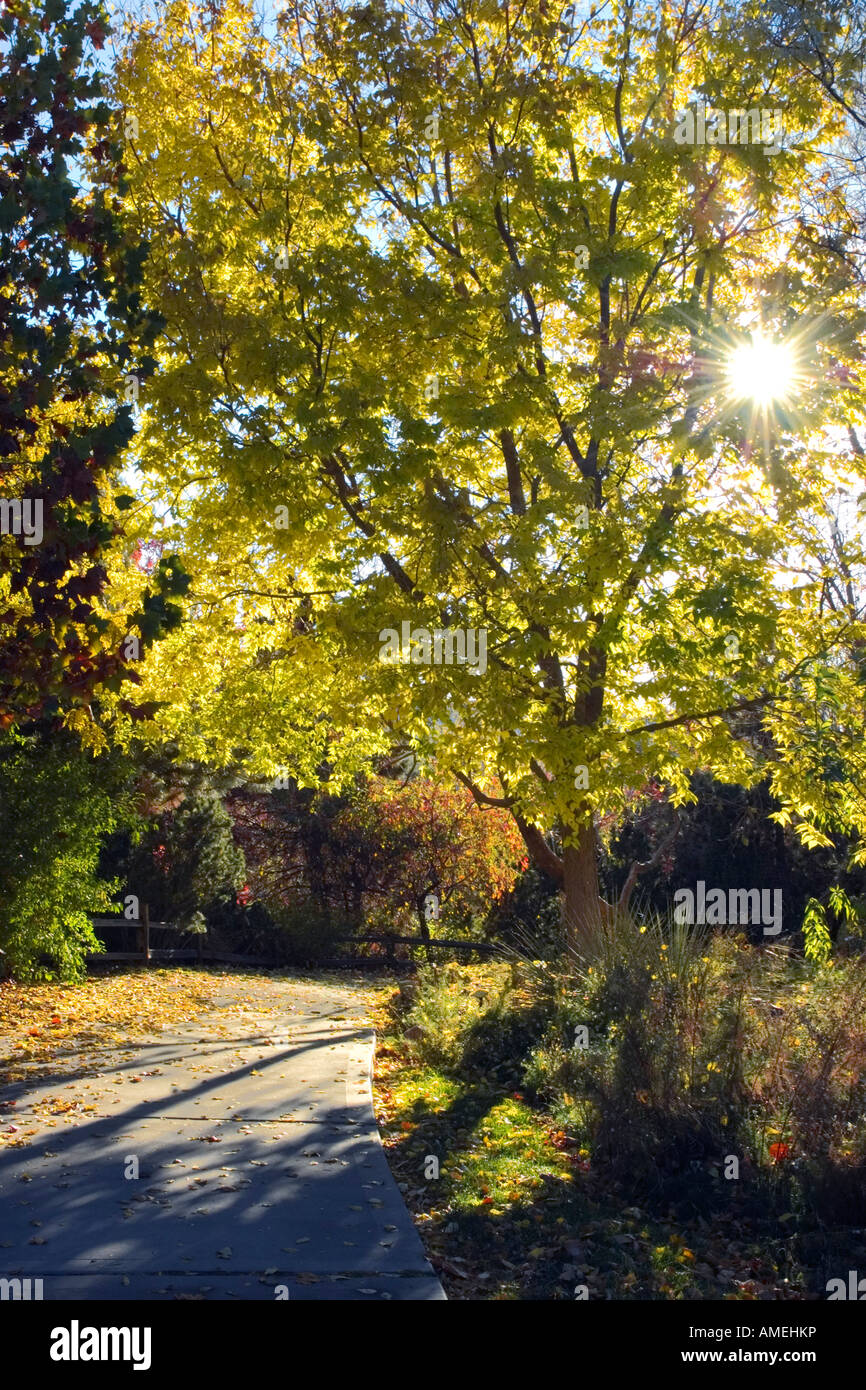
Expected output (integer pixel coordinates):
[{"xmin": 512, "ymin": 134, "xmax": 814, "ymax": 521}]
[{"xmin": 724, "ymin": 333, "xmax": 798, "ymax": 407}]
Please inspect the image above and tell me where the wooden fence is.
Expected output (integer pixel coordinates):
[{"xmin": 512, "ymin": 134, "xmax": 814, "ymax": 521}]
[
  {"xmin": 87, "ymin": 914, "xmax": 503, "ymax": 967},
  {"xmin": 87, "ymin": 910, "xmax": 197, "ymax": 962}
]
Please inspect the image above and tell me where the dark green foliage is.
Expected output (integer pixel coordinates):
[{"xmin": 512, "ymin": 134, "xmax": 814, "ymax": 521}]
[
  {"xmin": 0, "ymin": 728, "xmax": 130, "ymax": 979},
  {"xmin": 603, "ymin": 773, "xmax": 856, "ymax": 942},
  {"xmin": 458, "ymin": 1001, "xmax": 550, "ymax": 1088},
  {"xmin": 104, "ymin": 788, "xmax": 245, "ymax": 932},
  {"xmin": 484, "ymin": 865, "xmax": 562, "ymax": 957},
  {"xmin": 208, "ymin": 898, "xmax": 355, "ymax": 965}
]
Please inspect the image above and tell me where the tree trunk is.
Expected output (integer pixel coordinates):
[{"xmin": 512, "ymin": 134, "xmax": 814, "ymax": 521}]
[
  {"xmin": 511, "ymin": 808, "xmax": 608, "ymax": 959},
  {"xmin": 561, "ymin": 822, "xmax": 604, "ymax": 956}
]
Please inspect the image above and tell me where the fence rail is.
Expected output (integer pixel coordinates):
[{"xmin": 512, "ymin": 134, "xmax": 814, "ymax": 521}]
[
  {"xmin": 353, "ymin": 933, "xmax": 500, "ymax": 957},
  {"xmin": 86, "ymin": 916, "xmax": 502, "ymax": 966}
]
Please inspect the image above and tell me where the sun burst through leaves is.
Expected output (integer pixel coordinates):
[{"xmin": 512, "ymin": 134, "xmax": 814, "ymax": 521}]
[{"xmin": 724, "ymin": 333, "xmax": 798, "ymax": 408}]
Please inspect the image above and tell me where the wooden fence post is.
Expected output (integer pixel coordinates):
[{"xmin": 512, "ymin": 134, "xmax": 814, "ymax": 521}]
[{"xmin": 141, "ymin": 903, "xmax": 150, "ymax": 963}]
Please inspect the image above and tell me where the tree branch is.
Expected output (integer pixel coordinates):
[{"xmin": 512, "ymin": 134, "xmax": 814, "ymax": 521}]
[
  {"xmin": 616, "ymin": 806, "xmax": 680, "ymax": 913},
  {"xmin": 498, "ymin": 428, "xmax": 527, "ymax": 517},
  {"xmin": 452, "ymin": 768, "xmax": 514, "ymax": 808}
]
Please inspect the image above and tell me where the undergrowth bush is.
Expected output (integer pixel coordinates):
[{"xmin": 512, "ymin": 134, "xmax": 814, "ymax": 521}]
[
  {"xmin": 208, "ymin": 899, "xmax": 355, "ymax": 965},
  {"xmin": 526, "ymin": 916, "xmax": 752, "ymax": 1197},
  {"xmin": 525, "ymin": 913, "xmax": 866, "ymax": 1218},
  {"xmin": 397, "ymin": 961, "xmax": 549, "ymax": 1078},
  {"xmin": 396, "ymin": 912, "xmax": 866, "ymax": 1225}
]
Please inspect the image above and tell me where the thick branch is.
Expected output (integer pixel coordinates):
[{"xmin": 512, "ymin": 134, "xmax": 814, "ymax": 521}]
[
  {"xmin": 452, "ymin": 768, "xmax": 514, "ymax": 808},
  {"xmin": 617, "ymin": 807, "xmax": 681, "ymax": 913},
  {"xmin": 618, "ymin": 692, "xmax": 779, "ymax": 738},
  {"xmin": 321, "ymin": 455, "xmax": 421, "ymax": 596},
  {"xmin": 498, "ymin": 428, "xmax": 527, "ymax": 517},
  {"xmin": 513, "ymin": 812, "xmax": 564, "ymax": 885},
  {"xmin": 453, "ymin": 770, "xmax": 563, "ymax": 883}
]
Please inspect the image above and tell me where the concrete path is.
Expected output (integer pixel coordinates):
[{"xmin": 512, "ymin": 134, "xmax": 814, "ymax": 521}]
[{"xmin": 0, "ymin": 974, "xmax": 445, "ymax": 1300}]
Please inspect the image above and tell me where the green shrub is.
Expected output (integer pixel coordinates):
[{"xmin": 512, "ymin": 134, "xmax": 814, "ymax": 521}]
[
  {"xmin": 103, "ymin": 787, "xmax": 245, "ymax": 931},
  {"xmin": 398, "ymin": 962, "xmax": 549, "ymax": 1081},
  {"xmin": 396, "ymin": 963, "xmax": 486, "ymax": 1069},
  {"xmin": 269, "ymin": 903, "xmax": 355, "ymax": 964},
  {"xmin": 0, "ymin": 731, "xmax": 130, "ymax": 981},
  {"xmin": 524, "ymin": 913, "xmax": 751, "ymax": 1196},
  {"xmin": 458, "ymin": 997, "xmax": 550, "ymax": 1085},
  {"xmin": 523, "ymin": 911, "xmax": 866, "ymax": 1219},
  {"xmin": 209, "ymin": 899, "xmax": 355, "ymax": 966}
]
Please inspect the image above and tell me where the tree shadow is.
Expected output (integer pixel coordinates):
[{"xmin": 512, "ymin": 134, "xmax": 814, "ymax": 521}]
[{"xmin": 0, "ymin": 972, "xmax": 435, "ymax": 1299}]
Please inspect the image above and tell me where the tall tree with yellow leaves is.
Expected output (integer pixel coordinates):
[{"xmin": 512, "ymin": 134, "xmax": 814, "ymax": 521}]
[{"xmin": 114, "ymin": 0, "xmax": 866, "ymax": 949}]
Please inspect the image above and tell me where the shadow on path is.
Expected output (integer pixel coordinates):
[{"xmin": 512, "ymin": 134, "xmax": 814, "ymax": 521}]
[{"xmin": 0, "ymin": 973, "xmax": 445, "ymax": 1301}]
